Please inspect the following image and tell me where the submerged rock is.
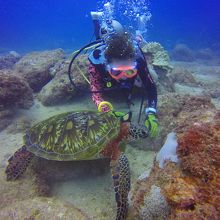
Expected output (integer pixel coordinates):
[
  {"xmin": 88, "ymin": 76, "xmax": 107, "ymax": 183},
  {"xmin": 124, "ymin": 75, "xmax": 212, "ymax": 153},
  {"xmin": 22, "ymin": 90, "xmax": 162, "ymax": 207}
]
[
  {"xmin": 14, "ymin": 49, "xmax": 65, "ymax": 92},
  {"xmin": 171, "ymin": 44, "xmax": 195, "ymax": 62},
  {"xmin": 0, "ymin": 70, "xmax": 34, "ymax": 109},
  {"xmin": 168, "ymin": 66, "xmax": 198, "ymax": 86},
  {"xmin": 142, "ymin": 42, "xmax": 174, "ymax": 94},
  {"xmin": 195, "ymin": 48, "xmax": 214, "ymax": 60},
  {"xmin": 142, "ymin": 42, "xmax": 173, "ymax": 73},
  {"xmin": 0, "ymin": 51, "xmax": 21, "ymax": 70},
  {"xmin": 38, "ymin": 55, "xmax": 89, "ymax": 106}
]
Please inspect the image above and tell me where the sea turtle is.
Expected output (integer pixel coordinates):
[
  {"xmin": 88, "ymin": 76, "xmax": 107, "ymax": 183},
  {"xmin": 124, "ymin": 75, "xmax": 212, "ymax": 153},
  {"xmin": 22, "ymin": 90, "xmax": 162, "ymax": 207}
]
[{"xmin": 5, "ymin": 110, "xmax": 148, "ymax": 220}]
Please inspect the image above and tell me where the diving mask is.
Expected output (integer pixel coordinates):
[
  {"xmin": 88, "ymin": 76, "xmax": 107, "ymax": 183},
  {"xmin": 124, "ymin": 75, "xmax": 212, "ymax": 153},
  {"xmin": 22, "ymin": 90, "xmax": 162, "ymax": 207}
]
[{"xmin": 107, "ymin": 62, "xmax": 138, "ymax": 80}]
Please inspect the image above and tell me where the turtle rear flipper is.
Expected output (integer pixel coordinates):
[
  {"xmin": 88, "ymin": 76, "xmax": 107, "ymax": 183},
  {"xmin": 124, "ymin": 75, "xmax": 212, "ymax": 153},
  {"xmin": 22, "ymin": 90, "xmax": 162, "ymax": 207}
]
[
  {"xmin": 110, "ymin": 153, "xmax": 130, "ymax": 220},
  {"xmin": 5, "ymin": 146, "xmax": 34, "ymax": 181}
]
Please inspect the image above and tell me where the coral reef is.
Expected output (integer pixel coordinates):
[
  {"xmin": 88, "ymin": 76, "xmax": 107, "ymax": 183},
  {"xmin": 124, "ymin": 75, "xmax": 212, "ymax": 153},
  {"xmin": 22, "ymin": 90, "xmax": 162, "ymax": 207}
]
[
  {"xmin": 129, "ymin": 161, "xmax": 172, "ymax": 220},
  {"xmin": 0, "ymin": 70, "xmax": 34, "ymax": 109},
  {"xmin": 0, "ymin": 51, "xmax": 21, "ymax": 70},
  {"xmin": 156, "ymin": 132, "xmax": 178, "ymax": 168},
  {"xmin": 165, "ymin": 112, "xmax": 220, "ymax": 219},
  {"xmin": 178, "ymin": 115, "xmax": 220, "ymax": 181},
  {"xmin": 171, "ymin": 44, "xmax": 195, "ymax": 62},
  {"xmin": 14, "ymin": 49, "xmax": 65, "ymax": 92},
  {"xmin": 130, "ymin": 104, "xmax": 220, "ymax": 219},
  {"xmin": 38, "ymin": 54, "xmax": 89, "ymax": 106},
  {"xmin": 140, "ymin": 185, "xmax": 171, "ymax": 220}
]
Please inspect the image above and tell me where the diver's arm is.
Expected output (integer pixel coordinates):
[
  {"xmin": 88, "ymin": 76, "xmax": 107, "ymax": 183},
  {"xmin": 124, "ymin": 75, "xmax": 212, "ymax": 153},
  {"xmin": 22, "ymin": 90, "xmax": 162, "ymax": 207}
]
[
  {"xmin": 145, "ymin": 72, "xmax": 157, "ymax": 113},
  {"xmin": 88, "ymin": 63, "xmax": 104, "ymax": 107},
  {"xmin": 138, "ymin": 61, "xmax": 158, "ymax": 137},
  {"xmin": 138, "ymin": 59, "xmax": 157, "ymax": 113}
]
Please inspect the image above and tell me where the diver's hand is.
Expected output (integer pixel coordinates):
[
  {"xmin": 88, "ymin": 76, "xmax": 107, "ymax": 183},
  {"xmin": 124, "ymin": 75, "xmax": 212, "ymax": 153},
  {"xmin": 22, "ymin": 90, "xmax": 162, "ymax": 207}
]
[{"xmin": 144, "ymin": 113, "xmax": 158, "ymax": 138}]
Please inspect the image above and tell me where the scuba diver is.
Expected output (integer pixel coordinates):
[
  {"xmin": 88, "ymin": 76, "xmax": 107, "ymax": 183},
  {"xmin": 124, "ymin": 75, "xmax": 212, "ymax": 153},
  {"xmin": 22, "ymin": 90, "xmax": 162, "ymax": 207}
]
[{"xmin": 88, "ymin": 11, "xmax": 158, "ymax": 137}]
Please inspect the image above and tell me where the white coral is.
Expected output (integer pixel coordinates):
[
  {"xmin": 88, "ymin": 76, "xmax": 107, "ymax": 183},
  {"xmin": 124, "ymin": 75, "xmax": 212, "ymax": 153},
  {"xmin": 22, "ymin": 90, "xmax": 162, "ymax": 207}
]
[
  {"xmin": 156, "ymin": 132, "xmax": 179, "ymax": 168},
  {"xmin": 140, "ymin": 185, "xmax": 170, "ymax": 220}
]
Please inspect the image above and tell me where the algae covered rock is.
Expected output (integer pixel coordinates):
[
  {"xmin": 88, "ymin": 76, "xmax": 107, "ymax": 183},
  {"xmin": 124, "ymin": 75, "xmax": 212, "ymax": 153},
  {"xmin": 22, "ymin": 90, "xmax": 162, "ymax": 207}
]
[
  {"xmin": 14, "ymin": 49, "xmax": 65, "ymax": 92},
  {"xmin": 142, "ymin": 42, "xmax": 174, "ymax": 94},
  {"xmin": 38, "ymin": 54, "xmax": 89, "ymax": 106},
  {"xmin": 0, "ymin": 70, "xmax": 34, "ymax": 109},
  {"xmin": 130, "ymin": 100, "xmax": 220, "ymax": 219},
  {"xmin": 140, "ymin": 93, "xmax": 215, "ymax": 151},
  {"xmin": 0, "ymin": 69, "xmax": 33, "ymax": 130},
  {"xmin": 142, "ymin": 42, "xmax": 173, "ymax": 72}
]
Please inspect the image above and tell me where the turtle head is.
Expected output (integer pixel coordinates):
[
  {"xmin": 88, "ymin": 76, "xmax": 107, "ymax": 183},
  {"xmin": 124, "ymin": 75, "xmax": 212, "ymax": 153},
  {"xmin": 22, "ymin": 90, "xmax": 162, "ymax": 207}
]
[
  {"xmin": 128, "ymin": 123, "xmax": 149, "ymax": 140},
  {"xmin": 111, "ymin": 111, "xmax": 149, "ymax": 140}
]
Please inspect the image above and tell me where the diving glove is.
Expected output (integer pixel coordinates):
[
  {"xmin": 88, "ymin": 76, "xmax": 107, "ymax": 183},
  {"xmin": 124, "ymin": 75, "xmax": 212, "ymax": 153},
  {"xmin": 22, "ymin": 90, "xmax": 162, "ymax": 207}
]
[{"xmin": 144, "ymin": 109, "xmax": 158, "ymax": 138}]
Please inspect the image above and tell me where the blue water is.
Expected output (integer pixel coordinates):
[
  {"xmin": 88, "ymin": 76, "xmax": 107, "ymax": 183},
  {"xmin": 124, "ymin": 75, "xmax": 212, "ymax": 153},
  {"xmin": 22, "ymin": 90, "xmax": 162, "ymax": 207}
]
[{"xmin": 1, "ymin": 0, "xmax": 220, "ymax": 53}]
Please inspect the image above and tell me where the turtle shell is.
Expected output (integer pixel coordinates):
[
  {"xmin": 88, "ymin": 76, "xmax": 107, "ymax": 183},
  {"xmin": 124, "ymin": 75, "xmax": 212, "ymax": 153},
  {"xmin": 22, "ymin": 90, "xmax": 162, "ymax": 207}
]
[{"xmin": 24, "ymin": 111, "xmax": 121, "ymax": 161}]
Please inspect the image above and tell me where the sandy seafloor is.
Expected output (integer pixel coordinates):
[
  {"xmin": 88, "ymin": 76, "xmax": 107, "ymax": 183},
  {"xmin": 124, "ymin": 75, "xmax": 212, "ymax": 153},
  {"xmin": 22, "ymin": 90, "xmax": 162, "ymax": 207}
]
[{"xmin": 0, "ymin": 60, "xmax": 219, "ymax": 220}]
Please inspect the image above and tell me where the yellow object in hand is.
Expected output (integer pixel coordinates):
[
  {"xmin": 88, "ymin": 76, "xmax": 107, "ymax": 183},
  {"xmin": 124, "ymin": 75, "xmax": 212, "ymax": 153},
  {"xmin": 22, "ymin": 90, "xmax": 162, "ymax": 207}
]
[{"xmin": 98, "ymin": 101, "xmax": 114, "ymax": 112}]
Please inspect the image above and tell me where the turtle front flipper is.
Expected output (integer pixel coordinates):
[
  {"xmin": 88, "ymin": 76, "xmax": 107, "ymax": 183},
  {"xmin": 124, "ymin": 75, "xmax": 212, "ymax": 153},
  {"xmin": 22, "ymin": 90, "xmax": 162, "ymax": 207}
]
[
  {"xmin": 110, "ymin": 153, "xmax": 130, "ymax": 220},
  {"xmin": 5, "ymin": 146, "xmax": 34, "ymax": 181}
]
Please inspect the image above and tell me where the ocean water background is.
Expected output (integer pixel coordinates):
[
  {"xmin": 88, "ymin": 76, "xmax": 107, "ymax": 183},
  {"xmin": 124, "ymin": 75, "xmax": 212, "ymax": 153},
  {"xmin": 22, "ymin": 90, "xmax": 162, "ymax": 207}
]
[
  {"xmin": 1, "ymin": 1, "xmax": 220, "ymax": 219},
  {"xmin": 1, "ymin": 0, "xmax": 220, "ymax": 53}
]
